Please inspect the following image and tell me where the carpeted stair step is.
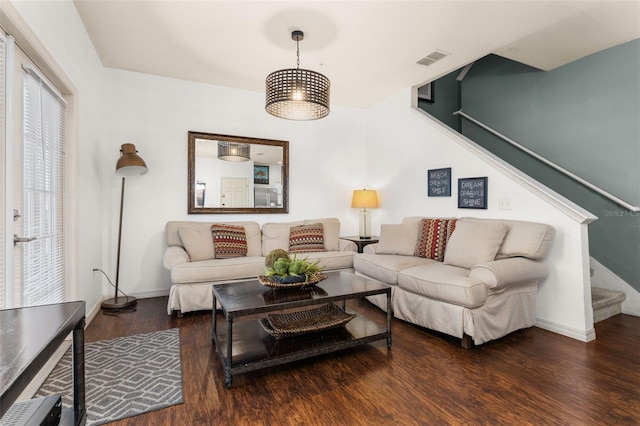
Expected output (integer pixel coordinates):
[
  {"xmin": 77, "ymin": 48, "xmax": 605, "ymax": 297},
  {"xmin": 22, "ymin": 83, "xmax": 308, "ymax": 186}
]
[{"xmin": 591, "ymin": 287, "xmax": 626, "ymax": 323}]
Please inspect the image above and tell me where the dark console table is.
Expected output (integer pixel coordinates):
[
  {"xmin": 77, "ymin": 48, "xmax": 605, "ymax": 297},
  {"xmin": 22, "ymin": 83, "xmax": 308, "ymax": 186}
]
[
  {"xmin": 0, "ymin": 301, "xmax": 86, "ymax": 425},
  {"xmin": 340, "ymin": 236, "xmax": 380, "ymax": 253}
]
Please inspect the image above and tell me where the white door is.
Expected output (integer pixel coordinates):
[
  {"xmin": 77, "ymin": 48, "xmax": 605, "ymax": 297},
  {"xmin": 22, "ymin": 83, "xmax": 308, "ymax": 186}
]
[
  {"xmin": 8, "ymin": 44, "xmax": 66, "ymax": 308},
  {"xmin": 220, "ymin": 177, "xmax": 249, "ymax": 207}
]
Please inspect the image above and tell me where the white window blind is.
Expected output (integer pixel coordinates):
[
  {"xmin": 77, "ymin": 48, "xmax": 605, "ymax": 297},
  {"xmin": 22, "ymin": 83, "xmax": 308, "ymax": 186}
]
[
  {"xmin": 21, "ymin": 67, "xmax": 66, "ymax": 306},
  {"xmin": 0, "ymin": 34, "xmax": 6, "ymax": 309}
]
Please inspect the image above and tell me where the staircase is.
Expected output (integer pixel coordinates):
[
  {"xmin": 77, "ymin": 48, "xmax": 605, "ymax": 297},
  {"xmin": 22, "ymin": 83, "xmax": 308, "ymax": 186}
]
[{"xmin": 592, "ymin": 287, "xmax": 627, "ymax": 323}]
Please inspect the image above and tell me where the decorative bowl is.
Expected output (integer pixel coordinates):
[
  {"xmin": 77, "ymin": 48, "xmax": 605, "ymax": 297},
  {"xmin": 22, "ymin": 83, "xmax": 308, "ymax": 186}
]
[{"xmin": 257, "ymin": 273, "xmax": 327, "ymax": 289}]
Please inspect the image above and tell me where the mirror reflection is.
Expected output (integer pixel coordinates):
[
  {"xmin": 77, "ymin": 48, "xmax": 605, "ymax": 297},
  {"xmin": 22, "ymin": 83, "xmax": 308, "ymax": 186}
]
[{"xmin": 188, "ymin": 132, "xmax": 289, "ymax": 214}]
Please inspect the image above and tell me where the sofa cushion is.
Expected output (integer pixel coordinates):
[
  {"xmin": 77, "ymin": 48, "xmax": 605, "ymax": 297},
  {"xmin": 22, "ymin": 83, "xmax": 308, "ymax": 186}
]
[
  {"xmin": 398, "ymin": 263, "xmax": 487, "ymax": 308},
  {"xmin": 299, "ymin": 250, "xmax": 356, "ymax": 271},
  {"xmin": 354, "ymin": 253, "xmax": 436, "ymax": 286},
  {"xmin": 211, "ymin": 224, "xmax": 248, "ymax": 259},
  {"xmin": 166, "ymin": 221, "xmax": 262, "ymax": 256},
  {"xmin": 304, "ymin": 218, "xmax": 341, "ymax": 251},
  {"xmin": 375, "ymin": 223, "xmax": 419, "ymax": 256},
  {"xmin": 171, "ymin": 256, "xmax": 266, "ymax": 284},
  {"xmin": 444, "ymin": 220, "xmax": 507, "ymax": 269},
  {"xmin": 414, "ymin": 218, "xmax": 458, "ymax": 261},
  {"xmin": 289, "ymin": 223, "xmax": 326, "ymax": 253},
  {"xmin": 461, "ymin": 217, "xmax": 555, "ymax": 260},
  {"xmin": 261, "ymin": 221, "xmax": 304, "ymax": 255},
  {"xmin": 262, "ymin": 218, "xmax": 341, "ymax": 255},
  {"xmin": 178, "ymin": 226, "xmax": 215, "ymax": 261}
]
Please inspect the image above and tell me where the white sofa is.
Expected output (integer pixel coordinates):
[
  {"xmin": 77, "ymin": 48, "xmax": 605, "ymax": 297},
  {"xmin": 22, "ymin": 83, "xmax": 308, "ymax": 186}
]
[
  {"xmin": 163, "ymin": 218, "xmax": 356, "ymax": 315},
  {"xmin": 354, "ymin": 217, "xmax": 555, "ymax": 347}
]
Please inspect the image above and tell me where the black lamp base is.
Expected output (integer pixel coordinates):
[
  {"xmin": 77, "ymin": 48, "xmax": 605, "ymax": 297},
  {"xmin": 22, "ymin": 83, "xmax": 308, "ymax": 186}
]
[{"xmin": 101, "ymin": 296, "xmax": 137, "ymax": 310}]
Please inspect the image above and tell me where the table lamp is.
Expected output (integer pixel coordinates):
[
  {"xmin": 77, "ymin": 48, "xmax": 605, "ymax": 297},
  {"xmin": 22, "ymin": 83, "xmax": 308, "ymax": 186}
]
[
  {"xmin": 351, "ymin": 189, "xmax": 379, "ymax": 239},
  {"xmin": 101, "ymin": 143, "xmax": 148, "ymax": 310}
]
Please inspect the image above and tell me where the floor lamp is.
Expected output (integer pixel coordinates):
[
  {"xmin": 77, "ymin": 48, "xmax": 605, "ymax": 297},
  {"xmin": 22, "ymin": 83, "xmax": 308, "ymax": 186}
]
[
  {"xmin": 351, "ymin": 189, "xmax": 379, "ymax": 239},
  {"xmin": 101, "ymin": 143, "xmax": 148, "ymax": 310}
]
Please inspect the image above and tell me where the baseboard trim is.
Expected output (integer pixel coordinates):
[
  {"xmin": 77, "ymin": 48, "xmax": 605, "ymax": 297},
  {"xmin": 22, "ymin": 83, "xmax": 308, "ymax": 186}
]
[
  {"xmin": 131, "ymin": 289, "xmax": 170, "ymax": 299},
  {"xmin": 535, "ymin": 317, "xmax": 596, "ymax": 342},
  {"xmin": 86, "ymin": 299, "xmax": 102, "ymax": 325}
]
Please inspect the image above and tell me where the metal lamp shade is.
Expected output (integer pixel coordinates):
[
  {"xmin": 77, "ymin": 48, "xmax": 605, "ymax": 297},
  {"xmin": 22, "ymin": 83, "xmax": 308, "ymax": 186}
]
[
  {"xmin": 115, "ymin": 143, "xmax": 148, "ymax": 177},
  {"xmin": 265, "ymin": 68, "xmax": 330, "ymax": 120},
  {"xmin": 218, "ymin": 141, "xmax": 251, "ymax": 162}
]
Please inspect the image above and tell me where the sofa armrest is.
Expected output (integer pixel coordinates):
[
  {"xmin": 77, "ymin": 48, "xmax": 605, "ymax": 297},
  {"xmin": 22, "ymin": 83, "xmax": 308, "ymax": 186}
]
[
  {"xmin": 470, "ymin": 257, "xmax": 549, "ymax": 290},
  {"xmin": 163, "ymin": 246, "xmax": 190, "ymax": 270},
  {"xmin": 339, "ymin": 239, "xmax": 358, "ymax": 252},
  {"xmin": 362, "ymin": 243, "xmax": 378, "ymax": 254}
]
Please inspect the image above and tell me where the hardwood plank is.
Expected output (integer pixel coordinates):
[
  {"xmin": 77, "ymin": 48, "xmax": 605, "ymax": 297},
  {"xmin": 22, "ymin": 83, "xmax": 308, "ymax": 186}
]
[{"xmin": 86, "ymin": 297, "xmax": 640, "ymax": 425}]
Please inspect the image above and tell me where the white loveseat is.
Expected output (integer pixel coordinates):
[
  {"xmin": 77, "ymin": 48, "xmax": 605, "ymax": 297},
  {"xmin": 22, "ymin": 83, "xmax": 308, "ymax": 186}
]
[
  {"xmin": 163, "ymin": 218, "xmax": 357, "ymax": 315},
  {"xmin": 354, "ymin": 217, "xmax": 555, "ymax": 347}
]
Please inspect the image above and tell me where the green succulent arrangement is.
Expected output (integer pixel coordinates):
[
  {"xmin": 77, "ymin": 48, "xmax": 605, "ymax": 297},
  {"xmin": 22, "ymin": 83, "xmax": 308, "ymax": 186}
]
[{"xmin": 264, "ymin": 249, "xmax": 323, "ymax": 282}]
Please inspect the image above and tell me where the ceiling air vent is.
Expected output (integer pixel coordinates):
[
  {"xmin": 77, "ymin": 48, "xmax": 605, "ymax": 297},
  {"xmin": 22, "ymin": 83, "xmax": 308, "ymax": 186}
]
[{"xmin": 417, "ymin": 50, "xmax": 450, "ymax": 67}]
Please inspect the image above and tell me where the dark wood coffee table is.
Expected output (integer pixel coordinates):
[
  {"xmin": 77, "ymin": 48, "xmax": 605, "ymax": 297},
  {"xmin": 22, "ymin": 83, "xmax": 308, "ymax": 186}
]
[{"xmin": 211, "ymin": 271, "xmax": 391, "ymax": 388}]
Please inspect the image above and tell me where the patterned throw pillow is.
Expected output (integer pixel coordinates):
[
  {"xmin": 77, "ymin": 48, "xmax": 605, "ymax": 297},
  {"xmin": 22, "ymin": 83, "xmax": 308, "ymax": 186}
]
[
  {"xmin": 211, "ymin": 224, "xmax": 248, "ymax": 259},
  {"xmin": 289, "ymin": 223, "xmax": 326, "ymax": 253},
  {"xmin": 414, "ymin": 218, "xmax": 458, "ymax": 261}
]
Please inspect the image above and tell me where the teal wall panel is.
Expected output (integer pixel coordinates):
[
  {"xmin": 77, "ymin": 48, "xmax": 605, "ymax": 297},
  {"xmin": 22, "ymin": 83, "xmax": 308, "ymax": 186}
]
[
  {"xmin": 459, "ymin": 40, "xmax": 640, "ymax": 290},
  {"xmin": 418, "ymin": 69, "xmax": 462, "ymax": 131}
]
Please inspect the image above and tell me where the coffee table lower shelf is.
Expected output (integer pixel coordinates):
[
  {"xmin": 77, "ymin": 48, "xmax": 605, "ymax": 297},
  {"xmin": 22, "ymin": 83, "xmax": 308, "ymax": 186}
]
[{"xmin": 212, "ymin": 314, "xmax": 389, "ymax": 388}]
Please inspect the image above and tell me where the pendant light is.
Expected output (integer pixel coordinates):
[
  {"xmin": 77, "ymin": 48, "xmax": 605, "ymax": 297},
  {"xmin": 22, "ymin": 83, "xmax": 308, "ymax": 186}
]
[
  {"xmin": 265, "ymin": 30, "xmax": 330, "ymax": 120},
  {"xmin": 217, "ymin": 141, "xmax": 251, "ymax": 162}
]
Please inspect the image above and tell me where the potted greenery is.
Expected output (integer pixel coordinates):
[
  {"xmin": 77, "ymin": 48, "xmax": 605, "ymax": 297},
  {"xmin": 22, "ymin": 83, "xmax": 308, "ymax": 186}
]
[{"xmin": 263, "ymin": 249, "xmax": 323, "ymax": 285}]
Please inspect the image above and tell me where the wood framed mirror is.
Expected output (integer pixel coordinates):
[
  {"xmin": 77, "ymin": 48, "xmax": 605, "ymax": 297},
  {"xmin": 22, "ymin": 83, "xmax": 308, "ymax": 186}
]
[{"xmin": 188, "ymin": 131, "xmax": 289, "ymax": 214}]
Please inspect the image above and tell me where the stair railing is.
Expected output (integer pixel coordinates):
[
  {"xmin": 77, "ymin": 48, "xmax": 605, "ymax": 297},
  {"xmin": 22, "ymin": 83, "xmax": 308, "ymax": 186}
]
[{"xmin": 453, "ymin": 110, "xmax": 640, "ymax": 212}]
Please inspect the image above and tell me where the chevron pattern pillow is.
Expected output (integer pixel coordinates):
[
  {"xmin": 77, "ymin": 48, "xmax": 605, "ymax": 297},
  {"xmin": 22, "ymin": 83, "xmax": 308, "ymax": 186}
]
[
  {"xmin": 414, "ymin": 218, "xmax": 457, "ymax": 261},
  {"xmin": 211, "ymin": 224, "xmax": 248, "ymax": 259},
  {"xmin": 289, "ymin": 223, "xmax": 326, "ymax": 253}
]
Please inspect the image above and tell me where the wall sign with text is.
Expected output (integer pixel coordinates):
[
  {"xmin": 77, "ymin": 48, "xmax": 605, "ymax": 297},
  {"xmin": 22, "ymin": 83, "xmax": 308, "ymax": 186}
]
[
  {"xmin": 458, "ymin": 177, "xmax": 487, "ymax": 209},
  {"xmin": 427, "ymin": 167, "xmax": 451, "ymax": 197}
]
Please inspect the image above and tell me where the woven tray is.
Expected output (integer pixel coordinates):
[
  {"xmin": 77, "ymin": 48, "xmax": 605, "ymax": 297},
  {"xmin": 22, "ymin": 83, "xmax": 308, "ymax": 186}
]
[
  {"xmin": 259, "ymin": 304, "xmax": 356, "ymax": 339},
  {"xmin": 257, "ymin": 273, "xmax": 327, "ymax": 289}
]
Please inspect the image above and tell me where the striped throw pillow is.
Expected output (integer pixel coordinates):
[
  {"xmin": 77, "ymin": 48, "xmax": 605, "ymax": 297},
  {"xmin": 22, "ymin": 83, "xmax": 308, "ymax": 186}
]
[
  {"xmin": 211, "ymin": 224, "xmax": 248, "ymax": 259},
  {"xmin": 289, "ymin": 223, "xmax": 326, "ymax": 253},
  {"xmin": 414, "ymin": 218, "xmax": 457, "ymax": 261}
]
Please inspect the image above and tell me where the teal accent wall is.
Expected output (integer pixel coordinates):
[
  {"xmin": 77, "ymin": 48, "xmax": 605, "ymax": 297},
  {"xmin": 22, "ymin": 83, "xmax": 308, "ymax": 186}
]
[
  {"xmin": 418, "ymin": 69, "xmax": 462, "ymax": 132},
  {"xmin": 458, "ymin": 40, "xmax": 640, "ymax": 291}
]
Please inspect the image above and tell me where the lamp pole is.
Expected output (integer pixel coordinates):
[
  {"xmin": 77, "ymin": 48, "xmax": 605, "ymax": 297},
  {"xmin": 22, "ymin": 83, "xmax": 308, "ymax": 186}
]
[{"xmin": 101, "ymin": 144, "xmax": 147, "ymax": 310}]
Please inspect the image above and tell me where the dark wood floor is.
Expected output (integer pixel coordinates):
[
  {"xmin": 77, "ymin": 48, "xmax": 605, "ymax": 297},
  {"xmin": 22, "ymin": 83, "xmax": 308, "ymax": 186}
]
[{"xmin": 86, "ymin": 297, "xmax": 640, "ymax": 425}]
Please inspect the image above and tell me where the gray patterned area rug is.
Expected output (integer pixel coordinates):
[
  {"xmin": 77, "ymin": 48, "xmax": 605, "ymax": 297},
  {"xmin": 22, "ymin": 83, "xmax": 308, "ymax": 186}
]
[{"xmin": 36, "ymin": 328, "xmax": 183, "ymax": 425}]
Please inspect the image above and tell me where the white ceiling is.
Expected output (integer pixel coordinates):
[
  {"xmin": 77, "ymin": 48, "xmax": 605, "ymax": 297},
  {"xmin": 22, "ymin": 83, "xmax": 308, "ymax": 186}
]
[{"xmin": 74, "ymin": 0, "xmax": 640, "ymax": 108}]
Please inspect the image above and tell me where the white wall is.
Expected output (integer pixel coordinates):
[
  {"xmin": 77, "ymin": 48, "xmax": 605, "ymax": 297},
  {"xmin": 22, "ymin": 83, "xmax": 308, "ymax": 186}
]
[
  {"xmin": 7, "ymin": 0, "xmax": 105, "ymax": 315},
  {"xmin": 102, "ymin": 69, "xmax": 366, "ymax": 298},
  {"xmin": 7, "ymin": 1, "xmax": 601, "ymax": 341},
  {"xmin": 364, "ymin": 88, "xmax": 598, "ymax": 342}
]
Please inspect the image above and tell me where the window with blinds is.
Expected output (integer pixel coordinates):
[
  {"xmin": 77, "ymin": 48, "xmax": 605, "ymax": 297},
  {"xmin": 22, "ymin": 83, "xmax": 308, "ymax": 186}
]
[{"xmin": 20, "ymin": 67, "xmax": 66, "ymax": 306}]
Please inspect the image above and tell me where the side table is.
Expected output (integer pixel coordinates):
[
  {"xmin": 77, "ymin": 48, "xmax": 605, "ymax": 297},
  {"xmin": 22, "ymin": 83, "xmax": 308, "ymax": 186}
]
[
  {"xmin": 341, "ymin": 236, "xmax": 379, "ymax": 253},
  {"xmin": 0, "ymin": 301, "xmax": 86, "ymax": 425}
]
